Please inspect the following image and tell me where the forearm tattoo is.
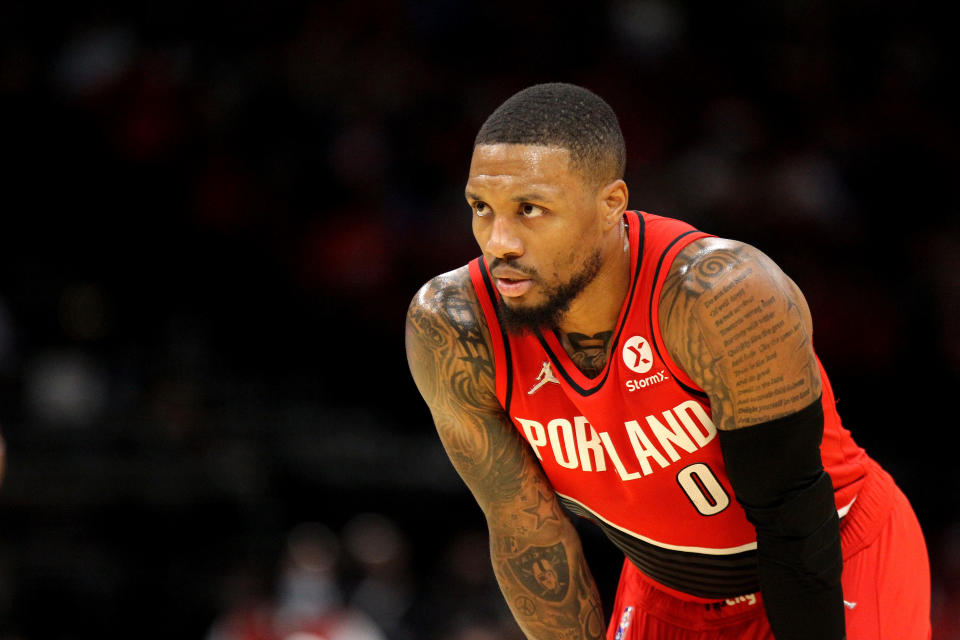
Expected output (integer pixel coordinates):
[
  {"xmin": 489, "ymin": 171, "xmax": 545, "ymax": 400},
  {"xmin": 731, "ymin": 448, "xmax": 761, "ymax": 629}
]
[
  {"xmin": 659, "ymin": 241, "xmax": 821, "ymax": 429},
  {"xmin": 508, "ymin": 542, "xmax": 571, "ymax": 602},
  {"xmin": 487, "ymin": 470, "xmax": 604, "ymax": 639},
  {"xmin": 406, "ymin": 269, "xmax": 605, "ymax": 639},
  {"xmin": 495, "ymin": 534, "xmax": 605, "ymax": 639}
]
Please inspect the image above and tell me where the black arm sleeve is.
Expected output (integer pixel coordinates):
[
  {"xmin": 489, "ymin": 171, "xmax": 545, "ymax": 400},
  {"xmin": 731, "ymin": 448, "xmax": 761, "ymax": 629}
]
[{"xmin": 718, "ymin": 397, "xmax": 845, "ymax": 640}]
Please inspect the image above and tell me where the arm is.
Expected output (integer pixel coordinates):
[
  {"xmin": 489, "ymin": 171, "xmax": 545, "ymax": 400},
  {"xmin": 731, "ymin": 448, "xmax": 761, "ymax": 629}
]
[
  {"xmin": 405, "ymin": 269, "xmax": 605, "ymax": 640},
  {"xmin": 659, "ymin": 238, "xmax": 844, "ymax": 639}
]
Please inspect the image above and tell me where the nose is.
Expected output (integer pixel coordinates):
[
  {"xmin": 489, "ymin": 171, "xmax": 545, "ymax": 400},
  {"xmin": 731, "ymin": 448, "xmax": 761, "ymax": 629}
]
[{"xmin": 483, "ymin": 214, "xmax": 523, "ymax": 259}]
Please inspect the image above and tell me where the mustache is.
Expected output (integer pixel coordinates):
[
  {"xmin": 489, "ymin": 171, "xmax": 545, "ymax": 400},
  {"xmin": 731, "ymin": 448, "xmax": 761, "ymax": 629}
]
[{"xmin": 488, "ymin": 258, "xmax": 538, "ymax": 278}]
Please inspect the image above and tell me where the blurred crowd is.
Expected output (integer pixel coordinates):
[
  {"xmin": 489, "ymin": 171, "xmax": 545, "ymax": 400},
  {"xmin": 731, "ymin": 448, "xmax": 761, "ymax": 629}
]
[{"xmin": 0, "ymin": 1, "xmax": 957, "ymax": 638}]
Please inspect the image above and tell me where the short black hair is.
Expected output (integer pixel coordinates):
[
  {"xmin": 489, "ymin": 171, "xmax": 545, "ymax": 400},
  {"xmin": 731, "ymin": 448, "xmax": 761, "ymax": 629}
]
[{"xmin": 475, "ymin": 82, "xmax": 626, "ymax": 185}]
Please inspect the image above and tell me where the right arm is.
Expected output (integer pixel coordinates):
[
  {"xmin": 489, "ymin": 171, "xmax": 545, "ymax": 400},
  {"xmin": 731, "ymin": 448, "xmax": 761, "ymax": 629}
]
[{"xmin": 405, "ymin": 269, "xmax": 605, "ymax": 640}]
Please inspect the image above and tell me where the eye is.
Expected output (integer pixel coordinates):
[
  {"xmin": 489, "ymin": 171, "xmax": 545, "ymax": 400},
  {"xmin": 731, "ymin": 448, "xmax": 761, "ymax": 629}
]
[
  {"xmin": 520, "ymin": 203, "xmax": 545, "ymax": 218},
  {"xmin": 472, "ymin": 201, "xmax": 491, "ymax": 217}
]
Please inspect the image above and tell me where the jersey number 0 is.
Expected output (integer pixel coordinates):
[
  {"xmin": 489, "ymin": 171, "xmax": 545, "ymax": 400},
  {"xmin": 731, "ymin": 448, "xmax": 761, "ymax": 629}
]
[{"xmin": 676, "ymin": 463, "xmax": 730, "ymax": 516}]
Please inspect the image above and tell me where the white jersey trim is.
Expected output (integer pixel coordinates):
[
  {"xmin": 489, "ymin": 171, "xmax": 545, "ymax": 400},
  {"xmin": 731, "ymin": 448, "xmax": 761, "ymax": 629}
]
[
  {"xmin": 555, "ymin": 491, "xmax": 859, "ymax": 556},
  {"xmin": 555, "ymin": 491, "xmax": 758, "ymax": 555}
]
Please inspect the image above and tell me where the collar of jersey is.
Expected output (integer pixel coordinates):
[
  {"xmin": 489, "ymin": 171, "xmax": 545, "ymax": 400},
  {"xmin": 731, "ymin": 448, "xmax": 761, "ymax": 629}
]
[{"xmin": 533, "ymin": 211, "xmax": 645, "ymax": 397}]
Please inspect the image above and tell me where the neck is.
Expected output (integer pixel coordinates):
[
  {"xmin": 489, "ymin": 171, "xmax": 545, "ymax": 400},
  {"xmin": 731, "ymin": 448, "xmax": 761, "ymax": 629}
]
[{"xmin": 556, "ymin": 222, "xmax": 631, "ymax": 339}]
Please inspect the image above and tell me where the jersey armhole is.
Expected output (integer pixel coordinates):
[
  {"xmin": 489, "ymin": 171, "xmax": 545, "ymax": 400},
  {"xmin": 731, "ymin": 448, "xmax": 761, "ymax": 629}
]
[
  {"xmin": 649, "ymin": 231, "xmax": 714, "ymax": 398},
  {"xmin": 468, "ymin": 257, "xmax": 513, "ymax": 412}
]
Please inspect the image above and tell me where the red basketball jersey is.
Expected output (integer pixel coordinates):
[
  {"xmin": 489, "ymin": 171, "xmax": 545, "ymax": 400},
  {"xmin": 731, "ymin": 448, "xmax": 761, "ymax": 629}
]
[{"xmin": 468, "ymin": 210, "xmax": 870, "ymax": 602}]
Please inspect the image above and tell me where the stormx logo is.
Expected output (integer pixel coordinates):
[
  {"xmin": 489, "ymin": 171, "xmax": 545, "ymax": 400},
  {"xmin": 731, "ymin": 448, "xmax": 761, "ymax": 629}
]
[
  {"xmin": 622, "ymin": 335, "xmax": 668, "ymax": 392},
  {"xmin": 622, "ymin": 336, "xmax": 653, "ymax": 373},
  {"xmin": 625, "ymin": 369, "xmax": 669, "ymax": 392}
]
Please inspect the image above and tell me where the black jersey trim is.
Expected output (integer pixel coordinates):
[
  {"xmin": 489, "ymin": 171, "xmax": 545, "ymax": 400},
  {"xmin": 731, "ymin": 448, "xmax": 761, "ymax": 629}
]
[
  {"xmin": 648, "ymin": 230, "xmax": 710, "ymax": 401},
  {"xmin": 478, "ymin": 256, "xmax": 514, "ymax": 414},
  {"xmin": 557, "ymin": 494, "xmax": 760, "ymax": 599},
  {"xmin": 533, "ymin": 213, "xmax": 646, "ymax": 397}
]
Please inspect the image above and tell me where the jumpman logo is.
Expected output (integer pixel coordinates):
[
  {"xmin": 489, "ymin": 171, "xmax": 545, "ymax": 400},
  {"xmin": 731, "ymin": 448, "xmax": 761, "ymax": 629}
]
[{"xmin": 528, "ymin": 361, "xmax": 560, "ymax": 395}]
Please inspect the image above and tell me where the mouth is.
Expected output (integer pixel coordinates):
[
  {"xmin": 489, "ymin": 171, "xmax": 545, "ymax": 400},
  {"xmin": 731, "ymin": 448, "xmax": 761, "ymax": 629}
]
[{"xmin": 494, "ymin": 276, "xmax": 533, "ymax": 298}]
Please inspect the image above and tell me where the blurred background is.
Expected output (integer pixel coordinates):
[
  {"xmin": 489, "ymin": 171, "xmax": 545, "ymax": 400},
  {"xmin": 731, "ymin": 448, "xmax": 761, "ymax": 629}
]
[{"xmin": 0, "ymin": 1, "xmax": 957, "ymax": 638}]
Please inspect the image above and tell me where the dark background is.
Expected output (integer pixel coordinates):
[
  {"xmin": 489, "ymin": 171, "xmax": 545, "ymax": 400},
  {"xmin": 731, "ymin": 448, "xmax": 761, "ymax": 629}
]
[{"xmin": 1, "ymin": 1, "xmax": 958, "ymax": 638}]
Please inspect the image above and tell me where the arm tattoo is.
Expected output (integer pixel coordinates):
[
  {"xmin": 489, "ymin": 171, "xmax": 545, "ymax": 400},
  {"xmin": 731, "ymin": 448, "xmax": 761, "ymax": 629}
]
[
  {"xmin": 442, "ymin": 288, "xmax": 495, "ymax": 383},
  {"xmin": 490, "ymin": 477, "xmax": 604, "ymax": 640},
  {"xmin": 659, "ymin": 240, "xmax": 822, "ymax": 429},
  {"xmin": 522, "ymin": 489, "xmax": 561, "ymax": 528},
  {"xmin": 508, "ymin": 542, "xmax": 571, "ymax": 602},
  {"xmin": 407, "ymin": 268, "xmax": 604, "ymax": 639},
  {"xmin": 574, "ymin": 552, "xmax": 606, "ymax": 638},
  {"xmin": 405, "ymin": 269, "xmax": 524, "ymax": 502},
  {"xmin": 495, "ymin": 541, "xmax": 604, "ymax": 640},
  {"xmin": 562, "ymin": 330, "xmax": 614, "ymax": 378}
]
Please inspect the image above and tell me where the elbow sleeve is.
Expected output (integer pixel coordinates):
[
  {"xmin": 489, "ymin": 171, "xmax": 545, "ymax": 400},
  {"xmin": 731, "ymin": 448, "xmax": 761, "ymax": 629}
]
[{"xmin": 718, "ymin": 398, "xmax": 845, "ymax": 639}]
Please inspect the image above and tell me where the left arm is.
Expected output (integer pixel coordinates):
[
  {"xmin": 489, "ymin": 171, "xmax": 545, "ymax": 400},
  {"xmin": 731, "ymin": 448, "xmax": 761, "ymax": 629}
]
[
  {"xmin": 659, "ymin": 238, "xmax": 821, "ymax": 428},
  {"xmin": 659, "ymin": 237, "xmax": 844, "ymax": 640}
]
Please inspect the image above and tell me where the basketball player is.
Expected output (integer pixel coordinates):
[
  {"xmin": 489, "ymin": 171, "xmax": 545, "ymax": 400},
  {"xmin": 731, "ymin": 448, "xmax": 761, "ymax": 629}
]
[{"xmin": 405, "ymin": 83, "xmax": 930, "ymax": 639}]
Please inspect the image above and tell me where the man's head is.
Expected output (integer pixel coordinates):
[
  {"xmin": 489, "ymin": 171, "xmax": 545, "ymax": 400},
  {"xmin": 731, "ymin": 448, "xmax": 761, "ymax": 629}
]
[
  {"xmin": 475, "ymin": 82, "xmax": 626, "ymax": 187},
  {"xmin": 467, "ymin": 83, "xmax": 629, "ymax": 334}
]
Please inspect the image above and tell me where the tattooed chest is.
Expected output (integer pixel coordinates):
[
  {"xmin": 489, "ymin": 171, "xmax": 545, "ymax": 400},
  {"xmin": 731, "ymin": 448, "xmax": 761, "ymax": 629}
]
[{"xmin": 561, "ymin": 330, "xmax": 614, "ymax": 378}]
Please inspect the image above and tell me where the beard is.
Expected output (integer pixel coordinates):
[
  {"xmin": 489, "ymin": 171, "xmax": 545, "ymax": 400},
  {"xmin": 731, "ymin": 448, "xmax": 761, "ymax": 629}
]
[{"xmin": 497, "ymin": 249, "xmax": 603, "ymax": 335}]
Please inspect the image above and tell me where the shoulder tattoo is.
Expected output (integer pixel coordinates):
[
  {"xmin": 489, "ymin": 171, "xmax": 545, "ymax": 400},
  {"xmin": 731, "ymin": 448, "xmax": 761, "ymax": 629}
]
[{"xmin": 659, "ymin": 240, "xmax": 822, "ymax": 429}]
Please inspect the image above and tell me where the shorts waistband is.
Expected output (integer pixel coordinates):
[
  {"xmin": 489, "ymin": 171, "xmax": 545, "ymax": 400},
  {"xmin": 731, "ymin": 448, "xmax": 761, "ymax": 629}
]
[
  {"xmin": 838, "ymin": 456, "xmax": 896, "ymax": 559},
  {"xmin": 620, "ymin": 563, "xmax": 768, "ymax": 630}
]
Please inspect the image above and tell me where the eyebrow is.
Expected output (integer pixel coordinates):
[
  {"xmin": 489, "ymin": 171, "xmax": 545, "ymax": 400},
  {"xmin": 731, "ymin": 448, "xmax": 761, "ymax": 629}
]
[{"xmin": 465, "ymin": 191, "xmax": 554, "ymax": 203}]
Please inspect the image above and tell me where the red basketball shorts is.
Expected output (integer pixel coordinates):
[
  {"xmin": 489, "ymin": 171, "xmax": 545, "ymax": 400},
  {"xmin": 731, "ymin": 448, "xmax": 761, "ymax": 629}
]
[{"xmin": 606, "ymin": 459, "xmax": 931, "ymax": 640}]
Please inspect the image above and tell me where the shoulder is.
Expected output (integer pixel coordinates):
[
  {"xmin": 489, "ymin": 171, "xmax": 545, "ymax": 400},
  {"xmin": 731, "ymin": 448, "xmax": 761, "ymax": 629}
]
[
  {"xmin": 408, "ymin": 264, "xmax": 477, "ymax": 316},
  {"xmin": 658, "ymin": 237, "xmax": 820, "ymax": 428},
  {"xmin": 664, "ymin": 236, "xmax": 760, "ymax": 278},
  {"xmin": 659, "ymin": 237, "xmax": 808, "ymax": 317},
  {"xmin": 405, "ymin": 265, "xmax": 499, "ymax": 412},
  {"xmin": 406, "ymin": 265, "xmax": 490, "ymax": 352}
]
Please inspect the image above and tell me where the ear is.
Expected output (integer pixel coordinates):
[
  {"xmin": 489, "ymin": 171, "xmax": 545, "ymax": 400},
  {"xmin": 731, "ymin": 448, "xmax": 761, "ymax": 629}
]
[{"xmin": 597, "ymin": 179, "xmax": 629, "ymax": 230}]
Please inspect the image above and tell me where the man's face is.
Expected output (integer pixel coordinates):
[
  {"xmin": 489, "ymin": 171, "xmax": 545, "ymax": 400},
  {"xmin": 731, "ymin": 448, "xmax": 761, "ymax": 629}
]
[{"xmin": 466, "ymin": 144, "xmax": 605, "ymax": 333}]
